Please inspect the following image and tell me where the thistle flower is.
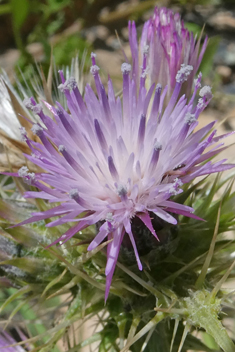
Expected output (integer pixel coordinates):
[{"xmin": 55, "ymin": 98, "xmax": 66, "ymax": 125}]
[
  {"xmin": 129, "ymin": 7, "xmax": 208, "ymax": 100},
  {"xmin": 7, "ymin": 54, "xmax": 233, "ymax": 301}
]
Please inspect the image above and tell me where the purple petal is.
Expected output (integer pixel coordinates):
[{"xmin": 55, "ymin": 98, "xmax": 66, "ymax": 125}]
[
  {"xmin": 137, "ymin": 212, "xmax": 159, "ymax": 240},
  {"xmin": 153, "ymin": 207, "xmax": 178, "ymax": 225},
  {"xmin": 123, "ymin": 218, "xmax": 142, "ymax": 271}
]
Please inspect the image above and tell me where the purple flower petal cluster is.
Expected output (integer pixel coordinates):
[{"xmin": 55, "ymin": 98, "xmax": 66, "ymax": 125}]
[
  {"xmin": 129, "ymin": 7, "xmax": 208, "ymax": 100},
  {"xmin": 9, "ymin": 52, "xmax": 233, "ymax": 299},
  {"xmin": 0, "ymin": 329, "xmax": 27, "ymax": 351}
]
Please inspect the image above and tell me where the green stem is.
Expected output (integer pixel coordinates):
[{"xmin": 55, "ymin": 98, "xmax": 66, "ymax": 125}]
[{"xmin": 120, "ymin": 312, "xmax": 166, "ymax": 352}]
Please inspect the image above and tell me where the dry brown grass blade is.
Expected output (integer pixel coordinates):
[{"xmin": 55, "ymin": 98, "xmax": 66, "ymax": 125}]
[
  {"xmin": 40, "ymin": 65, "xmax": 54, "ymax": 106},
  {"xmin": 0, "ymin": 152, "xmax": 40, "ymax": 173},
  {"xmin": 99, "ymin": 0, "xmax": 156, "ymax": 24},
  {"xmin": 217, "ymin": 106, "xmax": 235, "ymax": 130},
  {"xmin": 0, "ymin": 131, "xmax": 41, "ymax": 172},
  {"xmin": 47, "ymin": 48, "xmax": 54, "ymax": 97},
  {"xmin": 0, "ymin": 155, "xmax": 25, "ymax": 173},
  {"xmin": 0, "ymin": 129, "xmax": 31, "ymax": 154},
  {"xmin": 4, "ymin": 145, "xmax": 26, "ymax": 195},
  {"xmin": 0, "ymin": 130, "xmax": 29, "ymax": 172}
]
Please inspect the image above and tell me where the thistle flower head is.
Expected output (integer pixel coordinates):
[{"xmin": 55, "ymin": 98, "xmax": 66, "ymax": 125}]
[
  {"xmin": 129, "ymin": 7, "xmax": 208, "ymax": 99},
  {"xmin": 9, "ymin": 53, "xmax": 233, "ymax": 301}
]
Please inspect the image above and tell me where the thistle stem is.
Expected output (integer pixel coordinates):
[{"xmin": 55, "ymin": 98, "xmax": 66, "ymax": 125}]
[{"xmin": 121, "ymin": 312, "xmax": 166, "ymax": 352}]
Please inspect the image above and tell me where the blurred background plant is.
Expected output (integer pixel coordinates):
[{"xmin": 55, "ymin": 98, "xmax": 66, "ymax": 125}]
[{"xmin": 0, "ymin": 0, "xmax": 235, "ymax": 103}]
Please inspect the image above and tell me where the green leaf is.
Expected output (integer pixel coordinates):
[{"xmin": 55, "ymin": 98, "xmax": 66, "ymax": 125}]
[
  {"xmin": 0, "ymin": 4, "xmax": 11, "ymax": 15},
  {"xmin": 99, "ymin": 321, "xmax": 119, "ymax": 352},
  {"xmin": 46, "ymin": 0, "xmax": 70, "ymax": 13},
  {"xmin": 184, "ymin": 290, "xmax": 235, "ymax": 352},
  {"xmin": 64, "ymin": 333, "xmax": 102, "ymax": 352},
  {"xmin": 10, "ymin": 0, "xmax": 30, "ymax": 29},
  {"xmin": 0, "ymin": 257, "xmax": 50, "ymax": 275},
  {"xmin": 0, "ymin": 285, "xmax": 31, "ymax": 313},
  {"xmin": 184, "ymin": 22, "xmax": 202, "ymax": 36},
  {"xmin": 199, "ymin": 36, "xmax": 221, "ymax": 76},
  {"xmin": 202, "ymin": 331, "xmax": 220, "ymax": 350}
]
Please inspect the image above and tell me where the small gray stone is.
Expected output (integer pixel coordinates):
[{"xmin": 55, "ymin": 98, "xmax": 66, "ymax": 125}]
[{"xmin": 216, "ymin": 65, "xmax": 232, "ymax": 84}]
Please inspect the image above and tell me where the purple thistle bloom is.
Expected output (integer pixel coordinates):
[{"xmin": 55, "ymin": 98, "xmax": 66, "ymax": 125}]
[
  {"xmin": 7, "ymin": 54, "xmax": 234, "ymax": 301},
  {"xmin": 0, "ymin": 329, "xmax": 28, "ymax": 351},
  {"xmin": 129, "ymin": 7, "xmax": 208, "ymax": 100}
]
